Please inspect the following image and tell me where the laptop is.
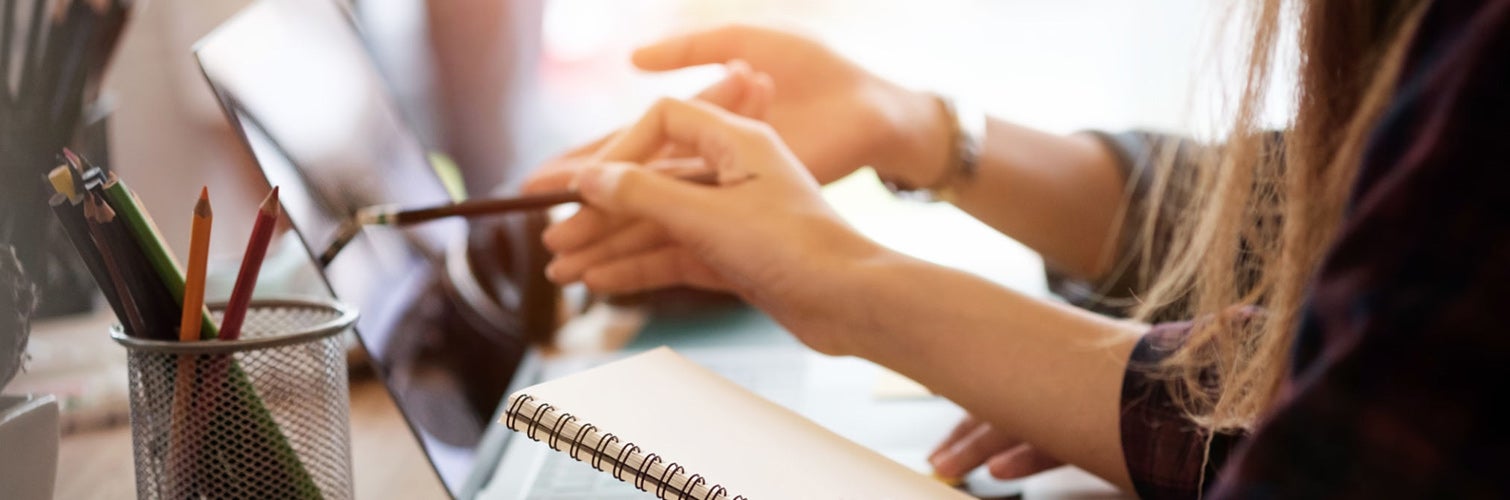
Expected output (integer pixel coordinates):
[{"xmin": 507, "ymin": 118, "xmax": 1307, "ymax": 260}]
[{"xmin": 194, "ymin": 1, "xmax": 983, "ymax": 498}]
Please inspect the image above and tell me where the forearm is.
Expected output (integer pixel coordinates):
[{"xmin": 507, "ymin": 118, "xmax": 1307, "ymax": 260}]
[
  {"xmin": 843, "ymin": 251, "xmax": 1142, "ymax": 489},
  {"xmin": 882, "ymin": 93, "xmax": 1130, "ymax": 280},
  {"xmin": 954, "ymin": 120, "xmax": 1128, "ymax": 279}
]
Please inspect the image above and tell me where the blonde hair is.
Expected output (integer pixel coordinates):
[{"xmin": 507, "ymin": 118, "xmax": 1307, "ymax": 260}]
[{"xmin": 1133, "ymin": 0, "xmax": 1429, "ymax": 431}]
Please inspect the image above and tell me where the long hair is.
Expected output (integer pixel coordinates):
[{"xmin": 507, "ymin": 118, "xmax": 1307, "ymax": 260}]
[{"xmin": 1132, "ymin": 0, "xmax": 1428, "ymax": 431}]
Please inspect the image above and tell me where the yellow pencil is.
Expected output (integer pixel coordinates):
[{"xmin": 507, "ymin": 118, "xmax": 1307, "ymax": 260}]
[{"xmin": 179, "ymin": 186, "xmax": 213, "ymax": 341}]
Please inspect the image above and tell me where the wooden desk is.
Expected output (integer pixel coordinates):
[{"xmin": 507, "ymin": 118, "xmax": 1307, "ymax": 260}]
[{"xmin": 57, "ymin": 377, "xmax": 448, "ymax": 499}]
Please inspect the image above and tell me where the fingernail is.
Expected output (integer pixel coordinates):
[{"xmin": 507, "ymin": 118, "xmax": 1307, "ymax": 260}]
[
  {"xmin": 929, "ymin": 449, "xmax": 954, "ymax": 472},
  {"xmin": 725, "ymin": 58, "xmax": 751, "ymax": 75},
  {"xmin": 577, "ymin": 163, "xmax": 627, "ymax": 202}
]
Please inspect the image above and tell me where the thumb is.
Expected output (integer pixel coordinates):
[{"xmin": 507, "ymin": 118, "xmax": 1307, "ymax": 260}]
[{"xmin": 574, "ymin": 162, "xmax": 713, "ymax": 225}]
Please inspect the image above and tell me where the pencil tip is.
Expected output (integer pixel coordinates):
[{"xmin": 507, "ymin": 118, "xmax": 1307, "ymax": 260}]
[
  {"xmin": 194, "ymin": 188, "xmax": 213, "ymax": 217},
  {"xmin": 259, "ymin": 186, "xmax": 280, "ymax": 214}
]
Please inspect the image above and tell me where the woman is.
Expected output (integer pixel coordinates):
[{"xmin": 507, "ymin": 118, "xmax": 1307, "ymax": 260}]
[{"xmin": 525, "ymin": 0, "xmax": 1510, "ymax": 497}]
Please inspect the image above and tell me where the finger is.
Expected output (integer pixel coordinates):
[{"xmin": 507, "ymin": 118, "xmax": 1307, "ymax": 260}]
[
  {"xmin": 545, "ymin": 221, "xmax": 669, "ymax": 284},
  {"xmin": 746, "ymin": 71, "xmax": 774, "ymax": 118},
  {"xmin": 931, "ymin": 416, "xmax": 985, "ymax": 462},
  {"xmin": 644, "ymin": 157, "xmax": 712, "ymax": 178},
  {"xmin": 580, "ymin": 246, "xmax": 727, "ymax": 294},
  {"xmin": 986, "ymin": 445, "xmax": 1063, "ymax": 480},
  {"xmin": 578, "ymin": 99, "xmax": 773, "ymax": 221},
  {"xmin": 929, "ymin": 423, "xmax": 1020, "ymax": 480},
  {"xmin": 530, "ymin": 153, "xmax": 710, "ymax": 197},
  {"xmin": 632, "ymin": 24, "xmax": 755, "ymax": 71},
  {"xmin": 664, "ymin": 62, "xmax": 765, "ymax": 159},
  {"xmin": 542, "ymin": 207, "xmax": 628, "ymax": 253},
  {"xmin": 692, "ymin": 59, "xmax": 754, "ymax": 109},
  {"xmin": 589, "ymin": 98, "xmax": 767, "ymax": 174},
  {"xmin": 522, "ymin": 167, "xmax": 581, "ymax": 195},
  {"xmin": 530, "ymin": 61, "xmax": 754, "ymax": 193},
  {"xmin": 573, "ymin": 161, "xmax": 719, "ymax": 229},
  {"xmin": 522, "ymin": 132, "xmax": 617, "ymax": 193},
  {"xmin": 728, "ymin": 70, "xmax": 773, "ymax": 121}
]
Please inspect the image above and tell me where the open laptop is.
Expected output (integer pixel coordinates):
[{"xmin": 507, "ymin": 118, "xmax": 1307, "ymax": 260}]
[
  {"xmin": 194, "ymin": 1, "xmax": 989, "ymax": 498},
  {"xmin": 194, "ymin": 0, "xmax": 536, "ymax": 494}
]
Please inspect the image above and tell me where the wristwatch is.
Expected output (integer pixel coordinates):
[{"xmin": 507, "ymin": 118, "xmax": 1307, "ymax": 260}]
[{"xmin": 881, "ymin": 93, "xmax": 985, "ymax": 203}]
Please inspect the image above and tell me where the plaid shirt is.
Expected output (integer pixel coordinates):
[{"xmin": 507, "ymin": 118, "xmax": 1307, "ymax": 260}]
[{"xmin": 1060, "ymin": 1, "xmax": 1510, "ymax": 497}]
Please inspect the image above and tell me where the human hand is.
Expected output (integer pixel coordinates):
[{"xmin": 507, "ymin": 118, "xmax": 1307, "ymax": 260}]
[
  {"xmin": 632, "ymin": 25, "xmax": 949, "ymax": 185},
  {"xmin": 522, "ymin": 60, "xmax": 774, "ymax": 194},
  {"xmin": 930, "ymin": 415, "xmax": 1065, "ymax": 483},
  {"xmin": 543, "ymin": 98, "xmax": 887, "ymax": 355}
]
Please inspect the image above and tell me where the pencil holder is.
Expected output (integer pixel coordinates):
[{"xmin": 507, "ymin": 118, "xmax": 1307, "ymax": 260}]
[{"xmin": 112, "ymin": 297, "xmax": 358, "ymax": 500}]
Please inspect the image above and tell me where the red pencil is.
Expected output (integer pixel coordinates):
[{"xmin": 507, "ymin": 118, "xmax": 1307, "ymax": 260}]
[{"xmin": 219, "ymin": 187, "xmax": 279, "ymax": 341}]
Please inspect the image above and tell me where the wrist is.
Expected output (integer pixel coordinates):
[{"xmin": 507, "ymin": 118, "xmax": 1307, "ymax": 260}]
[
  {"xmin": 825, "ymin": 248, "xmax": 920, "ymax": 359},
  {"xmin": 769, "ymin": 234, "xmax": 904, "ymax": 358},
  {"xmin": 872, "ymin": 87, "xmax": 952, "ymax": 187}
]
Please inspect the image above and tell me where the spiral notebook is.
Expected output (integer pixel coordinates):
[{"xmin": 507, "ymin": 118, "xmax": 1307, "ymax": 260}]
[{"xmin": 501, "ymin": 347, "xmax": 970, "ymax": 499}]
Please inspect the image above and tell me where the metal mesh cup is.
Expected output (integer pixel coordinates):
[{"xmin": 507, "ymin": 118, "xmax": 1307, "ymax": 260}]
[{"xmin": 112, "ymin": 297, "xmax": 359, "ymax": 500}]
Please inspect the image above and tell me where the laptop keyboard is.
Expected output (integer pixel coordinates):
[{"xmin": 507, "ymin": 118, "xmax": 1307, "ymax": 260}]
[{"xmin": 525, "ymin": 350, "xmax": 807, "ymax": 499}]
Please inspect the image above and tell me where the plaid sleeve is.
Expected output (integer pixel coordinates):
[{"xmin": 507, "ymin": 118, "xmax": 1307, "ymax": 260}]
[
  {"xmin": 1050, "ymin": 131, "xmax": 1279, "ymax": 323},
  {"xmin": 1209, "ymin": 2, "xmax": 1510, "ymax": 498},
  {"xmin": 1121, "ymin": 321, "xmax": 1245, "ymax": 500},
  {"xmin": 1048, "ymin": 130, "xmax": 1201, "ymax": 322}
]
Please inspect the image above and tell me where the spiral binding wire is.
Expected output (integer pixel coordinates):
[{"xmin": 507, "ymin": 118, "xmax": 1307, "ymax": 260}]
[{"xmin": 505, "ymin": 394, "xmax": 748, "ymax": 500}]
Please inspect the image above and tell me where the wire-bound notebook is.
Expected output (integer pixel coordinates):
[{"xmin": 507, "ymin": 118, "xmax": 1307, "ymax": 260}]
[{"xmin": 501, "ymin": 347, "xmax": 970, "ymax": 499}]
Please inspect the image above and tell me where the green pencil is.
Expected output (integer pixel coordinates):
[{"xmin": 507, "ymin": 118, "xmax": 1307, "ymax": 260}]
[{"xmin": 100, "ymin": 176, "xmax": 221, "ymax": 340}]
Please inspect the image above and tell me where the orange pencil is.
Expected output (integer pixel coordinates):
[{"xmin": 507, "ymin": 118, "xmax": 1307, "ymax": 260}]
[
  {"xmin": 179, "ymin": 187, "xmax": 213, "ymax": 341},
  {"xmin": 169, "ymin": 187, "xmax": 213, "ymax": 490},
  {"xmin": 219, "ymin": 187, "xmax": 279, "ymax": 341}
]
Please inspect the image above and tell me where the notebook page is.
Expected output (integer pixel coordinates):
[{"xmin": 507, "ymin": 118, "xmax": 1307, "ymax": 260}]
[{"xmin": 513, "ymin": 347, "xmax": 970, "ymax": 499}]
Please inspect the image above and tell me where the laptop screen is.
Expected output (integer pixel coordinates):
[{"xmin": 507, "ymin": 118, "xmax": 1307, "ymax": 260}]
[{"xmin": 196, "ymin": 0, "xmax": 528, "ymax": 493}]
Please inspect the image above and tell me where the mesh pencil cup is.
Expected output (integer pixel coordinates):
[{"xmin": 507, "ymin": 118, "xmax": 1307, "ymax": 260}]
[{"xmin": 112, "ymin": 297, "xmax": 358, "ymax": 500}]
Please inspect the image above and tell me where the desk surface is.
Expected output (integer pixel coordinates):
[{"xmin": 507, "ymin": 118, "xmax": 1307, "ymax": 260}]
[
  {"xmin": 57, "ymin": 376, "xmax": 449, "ymax": 499},
  {"xmin": 54, "ymin": 200, "xmax": 1118, "ymax": 499}
]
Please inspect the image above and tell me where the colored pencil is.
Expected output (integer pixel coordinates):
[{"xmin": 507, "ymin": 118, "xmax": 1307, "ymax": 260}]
[
  {"xmin": 82, "ymin": 193, "xmax": 146, "ymax": 335},
  {"xmin": 353, "ymin": 170, "xmax": 732, "ymax": 228},
  {"xmin": 99, "ymin": 171, "xmax": 220, "ymax": 339},
  {"xmin": 179, "ymin": 186, "xmax": 212, "ymax": 342},
  {"xmin": 47, "ymin": 165, "xmax": 81, "ymax": 203},
  {"xmin": 86, "ymin": 186, "xmax": 179, "ymax": 339},
  {"xmin": 219, "ymin": 187, "xmax": 279, "ymax": 341},
  {"xmin": 169, "ymin": 190, "xmax": 211, "ymax": 495},
  {"xmin": 48, "ymin": 188, "xmax": 127, "ymax": 324},
  {"xmin": 355, "ymin": 189, "xmax": 584, "ymax": 227}
]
